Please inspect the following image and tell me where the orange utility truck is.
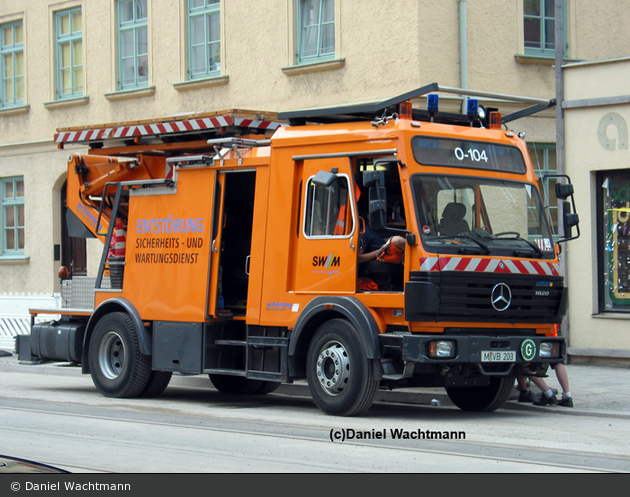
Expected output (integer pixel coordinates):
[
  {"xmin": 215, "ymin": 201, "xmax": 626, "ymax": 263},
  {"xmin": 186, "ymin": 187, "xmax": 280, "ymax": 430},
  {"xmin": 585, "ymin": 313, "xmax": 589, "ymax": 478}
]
[{"xmin": 20, "ymin": 84, "xmax": 580, "ymax": 416}]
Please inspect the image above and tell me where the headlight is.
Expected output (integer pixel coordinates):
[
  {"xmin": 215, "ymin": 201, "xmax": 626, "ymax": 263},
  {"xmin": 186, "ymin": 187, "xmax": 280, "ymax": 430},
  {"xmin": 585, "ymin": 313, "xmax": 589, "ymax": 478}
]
[
  {"xmin": 428, "ymin": 340, "xmax": 455, "ymax": 359},
  {"xmin": 539, "ymin": 341, "xmax": 560, "ymax": 359}
]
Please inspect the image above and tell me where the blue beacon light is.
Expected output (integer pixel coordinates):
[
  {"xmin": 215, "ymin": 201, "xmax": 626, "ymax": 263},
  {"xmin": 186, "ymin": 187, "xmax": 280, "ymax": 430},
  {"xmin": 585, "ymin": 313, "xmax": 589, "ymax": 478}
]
[
  {"xmin": 467, "ymin": 98, "xmax": 479, "ymax": 120},
  {"xmin": 427, "ymin": 94, "xmax": 439, "ymax": 122}
]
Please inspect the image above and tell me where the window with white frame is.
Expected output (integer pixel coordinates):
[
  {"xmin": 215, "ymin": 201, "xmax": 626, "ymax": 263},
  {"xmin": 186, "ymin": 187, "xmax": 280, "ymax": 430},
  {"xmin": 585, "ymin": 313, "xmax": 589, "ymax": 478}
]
[
  {"xmin": 55, "ymin": 8, "xmax": 83, "ymax": 99},
  {"xmin": 188, "ymin": 0, "xmax": 220, "ymax": 80},
  {"xmin": 296, "ymin": 0, "xmax": 334, "ymax": 65},
  {"xmin": 528, "ymin": 143, "xmax": 558, "ymax": 237},
  {"xmin": 1, "ymin": 20, "xmax": 24, "ymax": 108},
  {"xmin": 1, "ymin": 177, "xmax": 25, "ymax": 257},
  {"xmin": 523, "ymin": 0, "xmax": 566, "ymax": 58},
  {"xmin": 118, "ymin": 0, "xmax": 148, "ymax": 90},
  {"xmin": 304, "ymin": 174, "xmax": 351, "ymax": 238}
]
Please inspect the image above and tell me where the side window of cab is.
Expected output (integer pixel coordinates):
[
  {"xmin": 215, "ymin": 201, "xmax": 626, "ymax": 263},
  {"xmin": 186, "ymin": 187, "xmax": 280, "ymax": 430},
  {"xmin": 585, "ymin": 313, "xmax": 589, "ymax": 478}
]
[{"xmin": 304, "ymin": 172, "xmax": 353, "ymax": 238}]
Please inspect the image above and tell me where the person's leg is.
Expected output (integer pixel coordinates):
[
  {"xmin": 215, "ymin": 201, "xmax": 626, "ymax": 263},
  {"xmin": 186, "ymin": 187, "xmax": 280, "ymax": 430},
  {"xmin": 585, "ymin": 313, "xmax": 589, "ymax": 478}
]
[
  {"xmin": 362, "ymin": 260, "xmax": 392, "ymax": 290},
  {"xmin": 391, "ymin": 236, "xmax": 406, "ymax": 251},
  {"xmin": 516, "ymin": 377, "xmax": 535, "ymax": 402},
  {"xmin": 555, "ymin": 363, "xmax": 573, "ymax": 407},
  {"xmin": 555, "ymin": 363, "xmax": 570, "ymax": 394},
  {"xmin": 530, "ymin": 375, "xmax": 557, "ymax": 406},
  {"xmin": 528, "ymin": 375, "xmax": 549, "ymax": 392}
]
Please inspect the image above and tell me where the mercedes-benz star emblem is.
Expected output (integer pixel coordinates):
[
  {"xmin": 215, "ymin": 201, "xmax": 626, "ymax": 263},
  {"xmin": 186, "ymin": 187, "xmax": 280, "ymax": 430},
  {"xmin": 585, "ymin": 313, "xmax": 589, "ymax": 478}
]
[{"xmin": 491, "ymin": 283, "xmax": 512, "ymax": 312}]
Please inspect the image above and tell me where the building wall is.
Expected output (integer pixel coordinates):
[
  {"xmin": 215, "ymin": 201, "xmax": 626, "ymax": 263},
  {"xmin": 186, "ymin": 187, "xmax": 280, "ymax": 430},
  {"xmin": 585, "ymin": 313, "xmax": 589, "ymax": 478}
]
[
  {"xmin": 2, "ymin": 1, "xmax": 630, "ymax": 356},
  {"xmin": 564, "ymin": 57, "xmax": 630, "ymax": 362}
]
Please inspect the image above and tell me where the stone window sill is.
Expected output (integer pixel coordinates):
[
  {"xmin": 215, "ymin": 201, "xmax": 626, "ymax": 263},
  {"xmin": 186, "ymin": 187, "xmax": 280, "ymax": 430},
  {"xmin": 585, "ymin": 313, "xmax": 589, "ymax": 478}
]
[
  {"xmin": 0, "ymin": 105, "xmax": 29, "ymax": 117},
  {"xmin": 0, "ymin": 256, "xmax": 29, "ymax": 265},
  {"xmin": 44, "ymin": 96, "xmax": 89, "ymax": 110},
  {"xmin": 104, "ymin": 86, "xmax": 156, "ymax": 102},
  {"xmin": 514, "ymin": 54, "xmax": 581, "ymax": 66},
  {"xmin": 173, "ymin": 76, "xmax": 229, "ymax": 91},
  {"xmin": 282, "ymin": 58, "xmax": 345, "ymax": 76}
]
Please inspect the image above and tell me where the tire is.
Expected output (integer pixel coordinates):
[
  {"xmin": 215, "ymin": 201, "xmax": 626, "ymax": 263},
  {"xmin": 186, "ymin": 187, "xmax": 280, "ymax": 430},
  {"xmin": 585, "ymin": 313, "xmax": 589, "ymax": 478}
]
[
  {"xmin": 446, "ymin": 376, "xmax": 514, "ymax": 412},
  {"xmin": 306, "ymin": 319, "xmax": 379, "ymax": 416},
  {"xmin": 141, "ymin": 371, "xmax": 173, "ymax": 398},
  {"xmin": 88, "ymin": 312, "xmax": 152, "ymax": 398},
  {"xmin": 209, "ymin": 374, "xmax": 265, "ymax": 394}
]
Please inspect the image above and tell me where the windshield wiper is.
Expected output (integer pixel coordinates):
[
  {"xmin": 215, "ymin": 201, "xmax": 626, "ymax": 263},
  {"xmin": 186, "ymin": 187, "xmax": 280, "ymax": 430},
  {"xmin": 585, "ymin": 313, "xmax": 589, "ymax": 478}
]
[
  {"xmin": 432, "ymin": 233, "xmax": 491, "ymax": 254},
  {"xmin": 491, "ymin": 231, "xmax": 544, "ymax": 257}
]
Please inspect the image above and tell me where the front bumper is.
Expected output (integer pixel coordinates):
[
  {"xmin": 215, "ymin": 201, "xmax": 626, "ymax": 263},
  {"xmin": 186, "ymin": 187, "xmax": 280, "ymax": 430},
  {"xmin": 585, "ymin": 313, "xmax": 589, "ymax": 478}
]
[{"xmin": 380, "ymin": 333, "xmax": 565, "ymax": 371}]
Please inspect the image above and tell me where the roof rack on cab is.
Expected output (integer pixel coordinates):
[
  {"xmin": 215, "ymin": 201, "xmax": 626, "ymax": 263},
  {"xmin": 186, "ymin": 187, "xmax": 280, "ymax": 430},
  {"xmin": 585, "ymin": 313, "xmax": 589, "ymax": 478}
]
[{"xmin": 277, "ymin": 82, "xmax": 556, "ymax": 128}]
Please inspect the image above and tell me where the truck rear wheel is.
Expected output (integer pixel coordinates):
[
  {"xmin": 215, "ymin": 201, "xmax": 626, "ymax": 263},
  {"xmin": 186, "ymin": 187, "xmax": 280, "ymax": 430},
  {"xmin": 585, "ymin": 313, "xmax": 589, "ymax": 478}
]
[
  {"xmin": 88, "ymin": 312, "xmax": 152, "ymax": 398},
  {"xmin": 306, "ymin": 319, "xmax": 378, "ymax": 416},
  {"xmin": 141, "ymin": 371, "xmax": 172, "ymax": 398},
  {"xmin": 445, "ymin": 376, "xmax": 514, "ymax": 412}
]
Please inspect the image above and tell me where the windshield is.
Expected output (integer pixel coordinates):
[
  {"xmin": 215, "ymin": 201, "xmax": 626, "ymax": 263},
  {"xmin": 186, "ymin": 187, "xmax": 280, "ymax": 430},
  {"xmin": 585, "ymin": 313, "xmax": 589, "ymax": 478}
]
[{"xmin": 411, "ymin": 174, "xmax": 554, "ymax": 258}]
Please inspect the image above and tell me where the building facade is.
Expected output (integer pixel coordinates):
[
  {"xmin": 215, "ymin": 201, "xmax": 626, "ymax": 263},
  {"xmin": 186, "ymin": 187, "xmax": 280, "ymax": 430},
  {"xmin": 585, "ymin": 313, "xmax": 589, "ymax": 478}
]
[
  {"xmin": 564, "ymin": 57, "xmax": 630, "ymax": 365},
  {"xmin": 1, "ymin": 0, "xmax": 630, "ymax": 360}
]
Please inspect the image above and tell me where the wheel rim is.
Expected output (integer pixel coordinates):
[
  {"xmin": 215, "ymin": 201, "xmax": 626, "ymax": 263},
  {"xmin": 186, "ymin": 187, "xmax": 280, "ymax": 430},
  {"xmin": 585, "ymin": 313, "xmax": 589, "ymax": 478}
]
[
  {"xmin": 316, "ymin": 340, "xmax": 350, "ymax": 396},
  {"xmin": 97, "ymin": 331, "xmax": 125, "ymax": 380}
]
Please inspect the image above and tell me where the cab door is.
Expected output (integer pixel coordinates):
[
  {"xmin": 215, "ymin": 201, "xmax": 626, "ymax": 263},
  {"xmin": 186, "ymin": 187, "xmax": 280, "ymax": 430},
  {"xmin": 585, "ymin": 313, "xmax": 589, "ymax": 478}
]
[
  {"xmin": 292, "ymin": 158, "xmax": 359, "ymax": 295},
  {"xmin": 207, "ymin": 170, "xmax": 257, "ymax": 317}
]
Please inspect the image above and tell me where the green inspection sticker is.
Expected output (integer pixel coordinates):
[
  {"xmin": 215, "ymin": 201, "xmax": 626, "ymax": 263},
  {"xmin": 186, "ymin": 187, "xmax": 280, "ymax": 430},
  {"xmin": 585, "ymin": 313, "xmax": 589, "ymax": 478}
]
[{"xmin": 520, "ymin": 339, "xmax": 536, "ymax": 361}]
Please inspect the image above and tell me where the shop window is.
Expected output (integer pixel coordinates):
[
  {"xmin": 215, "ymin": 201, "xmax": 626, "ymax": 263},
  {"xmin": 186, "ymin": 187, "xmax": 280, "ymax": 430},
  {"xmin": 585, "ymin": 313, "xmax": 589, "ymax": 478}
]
[{"xmin": 598, "ymin": 170, "xmax": 630, "ymax": 312}]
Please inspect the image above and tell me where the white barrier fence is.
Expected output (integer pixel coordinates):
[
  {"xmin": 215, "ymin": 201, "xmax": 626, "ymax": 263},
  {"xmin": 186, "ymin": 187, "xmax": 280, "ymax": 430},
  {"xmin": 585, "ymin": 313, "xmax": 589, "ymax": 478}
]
[{"xmin": 0, "ymin": 293, "xmax": 62, "ymax": 351}]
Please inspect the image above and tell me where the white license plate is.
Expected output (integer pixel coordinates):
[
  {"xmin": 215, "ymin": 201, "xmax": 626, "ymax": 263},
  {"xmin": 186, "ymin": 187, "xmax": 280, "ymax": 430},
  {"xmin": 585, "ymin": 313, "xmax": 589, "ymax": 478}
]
[{"xmin": 481, "ymin": 350, "xmax": 516, "ymax": 362}]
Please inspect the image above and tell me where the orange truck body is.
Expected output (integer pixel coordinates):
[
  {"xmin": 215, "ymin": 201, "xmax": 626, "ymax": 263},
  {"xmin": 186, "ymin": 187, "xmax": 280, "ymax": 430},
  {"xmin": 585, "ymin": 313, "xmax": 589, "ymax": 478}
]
[{"xmin": 22, "ymin": 85, "xmax": 578, "ymax": 415}]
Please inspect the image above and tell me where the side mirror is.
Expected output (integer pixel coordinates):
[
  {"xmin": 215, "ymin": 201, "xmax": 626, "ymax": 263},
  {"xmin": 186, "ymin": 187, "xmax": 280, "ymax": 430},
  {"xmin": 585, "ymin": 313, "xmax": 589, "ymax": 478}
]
[
  {"xmin": 556, "ymin": 182, "xmax": 574, "ymax": 200},
  {"xmin": 363, "ymin": 170, "xmax": 387, "ymax": 230},
  {"xmin": 362, "ymin": 169, "xmax": 384, "ymax": 188},
  {"xmin": 562, "ymin": 202, "xmax": 580, "ymax": 240},
  {"xmin": 369, "ymin": 199, "xmax": 387, "ymax": 230},
  {"xmin": 312, "ymin": 170, "xmax": 337, "ymax": 187},
  {"xmin": 562, "ymin": 202, "xmax": 580, "ymax": 236},
  {"xmin": 544, "ymin": 174, "xmax": 580, "ymax": 242}
]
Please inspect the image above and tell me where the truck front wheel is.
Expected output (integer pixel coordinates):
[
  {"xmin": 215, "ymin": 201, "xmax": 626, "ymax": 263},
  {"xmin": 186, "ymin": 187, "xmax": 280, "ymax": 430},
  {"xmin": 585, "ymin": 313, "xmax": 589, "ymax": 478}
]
[
  {"xmin": 445, "ymin": 376, "xmax": 514, "ymax": 412},
  {"xmin": 306, "ymin": 319, "xmax": 378, "ymax": 416},
  {"xmin": 88, "ymin": 312, "xmax": 152, "ymax": 398}
]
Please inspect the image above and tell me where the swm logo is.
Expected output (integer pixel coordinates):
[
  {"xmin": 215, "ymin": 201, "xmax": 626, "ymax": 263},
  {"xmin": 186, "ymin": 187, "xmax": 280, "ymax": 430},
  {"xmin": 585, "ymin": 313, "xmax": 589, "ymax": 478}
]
[{"xmin": 312, "ymin": 254, "xmax": 340, "ymax": 268}]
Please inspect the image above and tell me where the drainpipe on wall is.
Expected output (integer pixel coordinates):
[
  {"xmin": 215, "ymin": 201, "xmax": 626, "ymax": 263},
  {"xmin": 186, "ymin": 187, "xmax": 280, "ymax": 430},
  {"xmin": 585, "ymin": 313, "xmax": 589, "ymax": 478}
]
[
  {"xmin": 459, "ymin": 0, "xmax": 468, "ymax": 113},
  {"xmin": 555, "ymin": 0, "xmax": 565, "ymax": 178},
  {"xmin": 554, "ymin": 0, "xmax": 569, "ymax": 346}
]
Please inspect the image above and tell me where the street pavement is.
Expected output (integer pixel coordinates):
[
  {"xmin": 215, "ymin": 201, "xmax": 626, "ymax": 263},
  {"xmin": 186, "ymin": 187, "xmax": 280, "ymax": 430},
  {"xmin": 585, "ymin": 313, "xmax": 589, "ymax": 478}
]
[{"xmin": 1, "ymin": 349, "xmax": 628, "ymax": 416}]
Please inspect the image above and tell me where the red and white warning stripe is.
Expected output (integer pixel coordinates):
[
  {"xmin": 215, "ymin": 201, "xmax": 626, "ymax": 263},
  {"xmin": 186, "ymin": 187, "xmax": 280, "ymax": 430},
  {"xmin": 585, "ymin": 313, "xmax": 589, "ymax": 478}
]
[
  {"xmin": 419, "ymin": 256, "xmax": 560, "ymax": 276},
  {"xmin": 55, "ymin": 114, "xmax": 285, "ymax": 144}
]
